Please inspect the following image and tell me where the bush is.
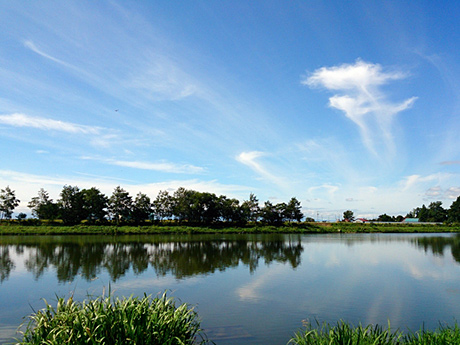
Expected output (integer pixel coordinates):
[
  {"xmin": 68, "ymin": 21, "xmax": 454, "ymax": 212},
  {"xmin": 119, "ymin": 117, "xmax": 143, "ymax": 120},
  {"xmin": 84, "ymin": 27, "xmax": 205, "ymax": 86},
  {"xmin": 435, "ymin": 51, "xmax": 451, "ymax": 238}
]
[{"xmin": 18, "ymin": 293, "xmax": 209, "ymax": 345}]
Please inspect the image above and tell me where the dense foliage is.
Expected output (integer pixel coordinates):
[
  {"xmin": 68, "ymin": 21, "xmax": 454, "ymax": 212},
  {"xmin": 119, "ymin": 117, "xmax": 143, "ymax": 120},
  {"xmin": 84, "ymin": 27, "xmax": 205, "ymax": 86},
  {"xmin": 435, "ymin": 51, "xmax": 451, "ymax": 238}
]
[
  {"xmin": 24, "ymin": 186, "xmax": 304, "ymax": 225},
  {"xmin": 2, "ymin": 184, "xmax": 460, "ymax": 225},
  {"xmin": 18, "ymin": 293, "xmax": 209, "ymax": 345}
]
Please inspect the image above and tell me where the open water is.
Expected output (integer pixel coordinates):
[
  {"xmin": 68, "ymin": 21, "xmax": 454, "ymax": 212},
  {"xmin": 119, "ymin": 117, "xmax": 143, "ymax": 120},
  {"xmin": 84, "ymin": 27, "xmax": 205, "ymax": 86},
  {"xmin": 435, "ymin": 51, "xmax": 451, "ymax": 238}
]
[{"xmin": 0, "ymin": 233, "xmax": 459, "ymax": 344}]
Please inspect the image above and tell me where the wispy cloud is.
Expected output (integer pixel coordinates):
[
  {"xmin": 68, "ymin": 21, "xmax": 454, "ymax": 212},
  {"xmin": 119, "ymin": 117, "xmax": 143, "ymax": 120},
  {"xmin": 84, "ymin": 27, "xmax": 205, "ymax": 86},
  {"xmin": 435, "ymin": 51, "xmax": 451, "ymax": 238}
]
[
  {"xmin": 126, "ymin": 58, "xmax": 199, "ymax": 101},
  {"xmin": 236, "ymin": 151, "xmax": 287, "ymax": 188},
  {"xmin": 24, "ymin": 40, "xmax": 80, "ymax": 71},
  {"xmin": 440, "ymin": 161, "xmax": 460, "ymax": 165},
  {"xmin": 109, "ymin": 159, "xmax": 205, "ymax": 174},
  {"xmin": 0, "ymin": 113, "xmax": 100, "ymax": 134},
  {"xmin": 81, "ymin": 156, "xmax": 205, "ymax": 174},
  {"xmin": 303, "ymin": 60, "xmax": 417, "ymax": 157}
]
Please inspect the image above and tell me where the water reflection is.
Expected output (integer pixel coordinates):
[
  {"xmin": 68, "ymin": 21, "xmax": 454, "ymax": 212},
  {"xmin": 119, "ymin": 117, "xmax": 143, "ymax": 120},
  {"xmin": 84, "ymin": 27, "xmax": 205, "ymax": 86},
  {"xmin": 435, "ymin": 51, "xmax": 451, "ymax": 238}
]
[
  {"xmin": 0, "ymin": 246, "xmax": 15, "ymax": 282},
  {"xmin": 0, "ymin": 235, "xmax": 303, "ymax": 282},
  {"xmin": 413, "ymin": 235, "xmax": 460, "ymax": 262}
]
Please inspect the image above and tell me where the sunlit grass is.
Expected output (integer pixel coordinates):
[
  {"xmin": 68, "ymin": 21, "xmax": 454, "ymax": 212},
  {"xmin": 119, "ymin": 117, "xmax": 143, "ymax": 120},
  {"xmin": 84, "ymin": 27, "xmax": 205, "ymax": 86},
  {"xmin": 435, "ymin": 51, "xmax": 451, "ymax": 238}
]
[
  {"xmin": 288, "ymin": 320, "xmax": 460, "ymax": 345},
  {"xmin": 17, "ymin": 293, "xmax": 210, "ymax": 345},
  {"xmin": 1, "ymin": 222, "xmax": 459, "ymax": 235}
]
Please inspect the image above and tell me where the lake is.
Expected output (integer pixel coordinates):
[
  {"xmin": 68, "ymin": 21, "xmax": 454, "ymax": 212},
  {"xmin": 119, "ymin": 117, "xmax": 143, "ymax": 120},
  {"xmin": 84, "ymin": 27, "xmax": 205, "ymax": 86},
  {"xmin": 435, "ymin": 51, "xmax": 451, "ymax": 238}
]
[{"xmin": 0, "ymin": 233, "xmax": 459, "ymax": 344}]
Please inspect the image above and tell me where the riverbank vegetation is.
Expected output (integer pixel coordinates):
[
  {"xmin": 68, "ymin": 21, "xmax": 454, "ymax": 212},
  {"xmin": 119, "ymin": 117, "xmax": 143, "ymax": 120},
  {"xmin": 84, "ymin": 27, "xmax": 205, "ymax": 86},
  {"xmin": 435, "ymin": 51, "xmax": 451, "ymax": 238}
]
[
  {"xmin": 17, "ymin": 293, "xmax": 209, "ymax": 345},
  {"xmin": 1, "ymin": 222, "xmax": 460, "ymax": 235},
  {"xmin": 15, "ymin": 294, "xmax": 460, "ymax": 345},
  {"xmin": 289, "ymin": 320, "xmax": 460, "ymax": 345},
  {"xmin": 2, "ymin": 185, "xmax": 460, "ymax": 226}
]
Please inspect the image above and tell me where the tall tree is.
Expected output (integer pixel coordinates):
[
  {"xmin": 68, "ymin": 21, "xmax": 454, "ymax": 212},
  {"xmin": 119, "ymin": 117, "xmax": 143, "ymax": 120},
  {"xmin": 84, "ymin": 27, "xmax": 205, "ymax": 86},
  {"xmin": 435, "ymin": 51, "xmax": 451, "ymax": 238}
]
[
  {"xmin": 448, "ymin": 196, "xmax": 460, "ymax": 223},
  {"xmin": 28, "ymin": 188, "xmax": 59, "ymax": 220},
  {"xmin": 241, "ymin": 193, "xmax": 260, "ymax": 223},
  {"xmin": 260, "ymin": 201, "xmax": 285, "ymax": 225},
  {"xmin": 172, "ymin": 187, "xmax": 195, "ymax": 222},
  {"xmin": 417, "ymin": 205, "xmax": 429, "ymax": 222},
  {"xmin": 82, "ymin": 187, "xmax": 108, "ymax": 223},
  {"xmin": 58, "ymin": 185, "xmax": 86, "ymax": 224},
  {"xmin": 219, "ymin": 196, "xmax": 242, "ymax": 223},
  {"xmin": 132, "ymin": 192, "xmax": 152, "ymax": 224},
  {"xmin": 0, "ymin": 186, "xmax": 20, "ymax": 220},
  {"xmin": 108, "ymin": 186, "xmax": 132, "ymax": 223},
  {"xmin": 284, "ymin": 197, "xmax": 303, "ymax": 222},
  {"xmin": 427, "ymin": 201, "xmax": 447, "ymax": 223},
  {"xmin": 152, "ymin": 190, "xmax": 174, "ymax": 220}
]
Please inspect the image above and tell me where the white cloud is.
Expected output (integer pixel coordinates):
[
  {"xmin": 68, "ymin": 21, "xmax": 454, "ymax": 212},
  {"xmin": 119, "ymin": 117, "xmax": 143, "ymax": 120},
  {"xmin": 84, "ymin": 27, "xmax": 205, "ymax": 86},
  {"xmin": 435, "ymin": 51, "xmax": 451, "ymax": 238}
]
[
  {"xmin": 109, "ymin": 159, "xmax": 205, "ymax": 174},
  {"xmin": 236, "ymin": 151, "xmax": 287, "ymax": 188},
  {"xmin": 80, "ymin": 156, "xmax": 205, "ymax": 174},
  {"xmin": 425, "ymin": 186, "xmax": 460, "ymax": 200},
  {"xmin": 445, "ymin": 187, "xmax": 460, "ymax": 200},
  {"xmin": 308, "ymin": 184, "xmax": 339, "ymax": 196},
  {"xmin": 303, "ymin": 60, "xmax": 417, "ymax": 157},
  {"xmin": 0, "ymin": 113, "xmax": 100, "ymax": 134},
  {"xmin": 24, "ymin": 40, "xmax": 76, "ymax": 69}
]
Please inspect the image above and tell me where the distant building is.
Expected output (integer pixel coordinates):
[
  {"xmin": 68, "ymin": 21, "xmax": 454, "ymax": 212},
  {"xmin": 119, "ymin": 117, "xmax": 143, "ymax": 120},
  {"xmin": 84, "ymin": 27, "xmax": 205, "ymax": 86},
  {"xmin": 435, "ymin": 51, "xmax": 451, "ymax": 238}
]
[
  {"xmin": 403, "ymin": 218, "xmax": 419, "ymax": 223},
  {"xmin": 354, "ymin": 218, "xmax": 368, "ymax": 223}
]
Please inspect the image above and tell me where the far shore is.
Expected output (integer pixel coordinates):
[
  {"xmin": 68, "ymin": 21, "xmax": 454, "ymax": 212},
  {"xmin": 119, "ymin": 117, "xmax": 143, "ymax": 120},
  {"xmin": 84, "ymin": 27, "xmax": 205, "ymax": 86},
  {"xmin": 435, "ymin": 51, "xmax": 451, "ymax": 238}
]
[{"xmin": 1, "ymin": 222, "xmax": 459, "ymax": 235}]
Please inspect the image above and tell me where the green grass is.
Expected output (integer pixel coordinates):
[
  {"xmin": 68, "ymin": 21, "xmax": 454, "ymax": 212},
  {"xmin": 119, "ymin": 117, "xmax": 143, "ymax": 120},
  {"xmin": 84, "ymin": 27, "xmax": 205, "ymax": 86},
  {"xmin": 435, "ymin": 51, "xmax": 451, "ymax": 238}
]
[
  {"xmin": 289, "ymin": 320, "xmax": 460, "ymax": 345},
  {"xmin": 16, "ymin": 293, "xmax": 210, "ymax": 345},
  {"xmin": 1, "ymin": 222, "xmax": 459, "ymax": 235},
  {"xmin": 13, "ymin": 296, "xmax": 460, "ymax": 344}
]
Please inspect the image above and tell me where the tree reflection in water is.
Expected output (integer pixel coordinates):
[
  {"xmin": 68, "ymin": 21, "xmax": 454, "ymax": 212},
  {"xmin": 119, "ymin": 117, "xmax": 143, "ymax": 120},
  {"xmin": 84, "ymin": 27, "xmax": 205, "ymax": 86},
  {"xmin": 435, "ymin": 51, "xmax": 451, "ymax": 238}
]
[
  {"xmin": 0, "ymin": 235, "xmax": 303, "ymax": 282},
  {"xmin": 414, "ymin": 234, "xmax": 460, "ymax": 263},
  {"xmin": 0, "ymin": 246, "xmax": 15, "ymax": 282},
  {"xmin": 2, "ymin": 234, "xmax": 457, "ymax": 284}
]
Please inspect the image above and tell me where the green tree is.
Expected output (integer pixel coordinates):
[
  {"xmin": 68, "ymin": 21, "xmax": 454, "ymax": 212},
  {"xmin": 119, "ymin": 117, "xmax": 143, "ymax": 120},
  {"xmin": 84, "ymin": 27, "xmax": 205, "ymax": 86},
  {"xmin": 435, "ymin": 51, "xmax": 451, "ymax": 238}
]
[
  {"xmin": 241, "ymin": 193, "xmax": 260, "ymax": 223},
  {"xmin": 448, "ymin": 196, "xmax": 460, "ymax": 223},
  {"xmin": 284, "ymin": 197, "xmax": 303, "ymax": 222},
  {"xmin": 82, "ymin": 187, "xmax": 108, "ymax": 223},
  {"xmin": 58, "ymin": 185, "xmax": 87, "ymax": 224},
  {"xmin": 377, "ymin": 213, "xmax": 393, "ymax": 222},
  {"xmin": 417, "ymin": 205, "xmax": 429, "ymax": 222},
  {"xmin": 108, "ymin": 186, "xmax": 132, "ymax": 223},
  {"xmin": 218, "ymin": 196, "xmax": 242, "ymax": 223},
  {"xmin": 152, "ymin": 190, "xmax": 174, "ymax": 220},
  {"xmin": 260, "ymin": 201, "xmax": 285, "ymax": 225},
  {"xmin": 427, "ymin": 201, "xmax": 447, "ymax": 222},
  {"xmin": 343, "ymin": 210, "xmax": 354, "ymax": 222},
  {"xmin": 28, "ymin": 188, "xmax": 59, "ymax": 221},
  {"xmin": 132, "ymin": 192, "xmax": 152, "ymax": 224},
  {"xmin": 172, "ymin": 187, "xmax": 201, "ymax": 222},
  {"xmin": 0, "ymin": 186, "xmax": 20, "ymax": 220}
]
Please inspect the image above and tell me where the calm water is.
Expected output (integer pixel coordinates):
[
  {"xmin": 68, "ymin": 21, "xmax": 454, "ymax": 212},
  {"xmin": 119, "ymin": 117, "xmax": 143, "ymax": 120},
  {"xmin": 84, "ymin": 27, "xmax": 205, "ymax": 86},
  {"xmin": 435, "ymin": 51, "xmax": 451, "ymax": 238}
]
[{"xmin": 0, "ymin": 233, "xmax": 459, "ymax": 344}]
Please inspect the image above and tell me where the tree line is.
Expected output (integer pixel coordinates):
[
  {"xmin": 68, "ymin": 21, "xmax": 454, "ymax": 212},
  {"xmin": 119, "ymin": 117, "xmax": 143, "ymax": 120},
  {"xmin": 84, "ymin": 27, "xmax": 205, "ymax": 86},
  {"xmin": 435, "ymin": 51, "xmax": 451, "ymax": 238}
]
[
  {"xmin": 1, "ymin": 185, "xmax": 460, "ymax": 225},
  {"xmin": 0, "ymin": 185, "xmax": 304, "ymax": 225}
]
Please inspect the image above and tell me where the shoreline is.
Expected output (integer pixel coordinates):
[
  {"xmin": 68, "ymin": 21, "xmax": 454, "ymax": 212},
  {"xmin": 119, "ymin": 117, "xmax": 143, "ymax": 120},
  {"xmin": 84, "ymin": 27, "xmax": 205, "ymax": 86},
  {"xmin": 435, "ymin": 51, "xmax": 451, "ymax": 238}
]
[{"xmin": 1, "ymin": 222, "xmax": 459, "ymax": 235}]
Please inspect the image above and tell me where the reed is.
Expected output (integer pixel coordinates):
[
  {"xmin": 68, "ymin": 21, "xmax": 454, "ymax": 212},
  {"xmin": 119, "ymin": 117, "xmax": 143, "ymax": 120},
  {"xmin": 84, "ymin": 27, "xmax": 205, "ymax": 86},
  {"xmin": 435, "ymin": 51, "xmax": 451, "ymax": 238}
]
[
  {"xmin": 289, "ymin": 320, "xmax": 460, "ymax": 345},
  {"xmin": 17, "ymin": 293, "xmax": 209, "ymax": 345}
]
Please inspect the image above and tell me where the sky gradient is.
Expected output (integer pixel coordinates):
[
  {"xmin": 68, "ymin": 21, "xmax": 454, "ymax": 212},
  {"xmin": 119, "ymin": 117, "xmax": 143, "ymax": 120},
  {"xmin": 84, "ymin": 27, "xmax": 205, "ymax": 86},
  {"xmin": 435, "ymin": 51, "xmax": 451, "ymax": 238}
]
[{"xmin": 1, "ymin": 1, "xmax": 460, "ymax": 220}]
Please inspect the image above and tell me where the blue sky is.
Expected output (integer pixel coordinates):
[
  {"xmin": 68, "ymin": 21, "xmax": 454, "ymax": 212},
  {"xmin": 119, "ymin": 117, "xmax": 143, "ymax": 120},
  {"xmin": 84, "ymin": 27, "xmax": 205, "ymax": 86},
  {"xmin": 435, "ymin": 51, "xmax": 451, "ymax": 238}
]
[{"xmin": 1, "ymin": 1, "xmax": 460, "ymax": 219}]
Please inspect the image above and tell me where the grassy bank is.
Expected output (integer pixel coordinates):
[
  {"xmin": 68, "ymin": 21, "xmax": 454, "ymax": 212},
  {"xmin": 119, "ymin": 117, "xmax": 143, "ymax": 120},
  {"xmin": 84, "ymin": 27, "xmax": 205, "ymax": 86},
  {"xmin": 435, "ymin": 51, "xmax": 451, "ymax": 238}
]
[
  {"xmin": 1, "ymin": 222, "xmax": 459, "ymax": 235},
  {"xmin": 15, "ymin": 295, "xmax": 460, "ymax": 345},
  {"xmin": 289, "ymin": 320, "xmax": 460, "ymax": 345},
  {"xmin": 17, "ymin": 293, "xmax": 209, "ymax": 345}
]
